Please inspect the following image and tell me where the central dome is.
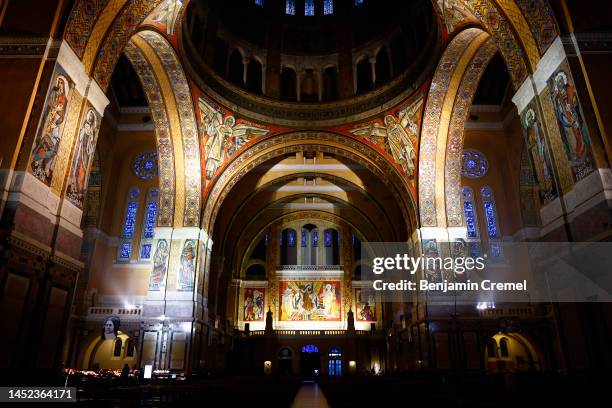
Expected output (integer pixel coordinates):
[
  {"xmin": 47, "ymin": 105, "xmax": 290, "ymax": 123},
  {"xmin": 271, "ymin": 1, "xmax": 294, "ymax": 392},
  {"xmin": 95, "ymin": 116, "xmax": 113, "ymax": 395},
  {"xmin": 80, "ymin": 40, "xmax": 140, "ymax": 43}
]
[{"xmin": 180, "ymin": 0, "xmax": 438, "ymax": 125}]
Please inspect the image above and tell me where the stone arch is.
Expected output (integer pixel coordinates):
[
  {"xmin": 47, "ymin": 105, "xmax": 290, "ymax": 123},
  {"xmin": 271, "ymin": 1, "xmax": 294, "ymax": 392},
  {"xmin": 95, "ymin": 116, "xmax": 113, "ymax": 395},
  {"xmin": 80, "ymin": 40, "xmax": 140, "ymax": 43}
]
[
  {"xmin": 123, "ymin": 30, "xmax": 201, "ymax": 227},
  {"xmin": 201, "ymin": 131, "xmax": 418, "ymax": 238}
]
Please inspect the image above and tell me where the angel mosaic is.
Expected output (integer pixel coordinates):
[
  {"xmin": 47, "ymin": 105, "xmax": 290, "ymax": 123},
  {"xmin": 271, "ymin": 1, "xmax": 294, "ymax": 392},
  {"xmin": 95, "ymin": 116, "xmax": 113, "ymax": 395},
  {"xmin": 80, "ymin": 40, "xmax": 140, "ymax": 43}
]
[
  {"xmin": 150, "ymin": 0, "xmax": 183, "ymax": 35},
  {"xmin": 198, "ymin": 96, "xmax": 268, "ymax": 180},
  {"xmin": 351, "ymin": 97, "xmax": 422, "ymax": 179}
]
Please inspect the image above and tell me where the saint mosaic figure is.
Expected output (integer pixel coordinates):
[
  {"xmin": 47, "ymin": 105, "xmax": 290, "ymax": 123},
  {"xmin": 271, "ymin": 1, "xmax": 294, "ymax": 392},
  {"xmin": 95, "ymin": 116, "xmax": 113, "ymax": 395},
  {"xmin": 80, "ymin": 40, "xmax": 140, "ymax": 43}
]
[
  {"xmin": 149, "ymin": 239, "xmax": 169, "ymax": 290},
  {"xmin": 178, "ymin": 240, "xmax": 196, "ymax": 291},
  {"xmin": 67, "ymin": 108, "xmax": 99, "ymax": 207},
  {"xmin": 523, "ymin": 108, "xmax": 557, "ymax": 203},
  {"xmin": 30, "ymin": 72, "xmax": 71, "ymax": 184},
  {"xmin": 101, "ymin": 316, "xmax": 120, "ymax": 340},
  {"xmin": 550, "ymin": 69, "xmax": 594, "ymax": 181}
]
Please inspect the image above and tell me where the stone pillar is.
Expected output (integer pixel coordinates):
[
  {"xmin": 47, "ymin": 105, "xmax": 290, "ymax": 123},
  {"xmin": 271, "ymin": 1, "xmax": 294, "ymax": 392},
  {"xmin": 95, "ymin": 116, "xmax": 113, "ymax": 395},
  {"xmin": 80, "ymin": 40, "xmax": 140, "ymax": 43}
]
[
  {"xmin": 369, "ymin": 57, "xmax": 377, "ymax": 87},
  {"xmin": 0, "ymin": 13, "xmax": 110, "ymax": 378},
  {"xmin": 242, "ymin": 57, "xmax": 249, "ymax": 85},
  {"xmin": 335, "ymin": 2, "xmax": 354, "ymax": 98},
  {"xmin": 141, "ymin": 227, "xmax": 211, "ymax": 374}
]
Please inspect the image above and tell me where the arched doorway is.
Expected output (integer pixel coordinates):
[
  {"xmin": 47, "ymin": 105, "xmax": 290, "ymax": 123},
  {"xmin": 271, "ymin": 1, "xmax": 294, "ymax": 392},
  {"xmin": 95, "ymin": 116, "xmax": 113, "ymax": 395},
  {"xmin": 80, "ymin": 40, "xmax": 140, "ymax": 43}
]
[
  {"xmin": 485, "ymin": 333, "xmax": 542, "ymax": 372},
  {"xmin": 278, "ymin": 347, "xmax": 294, "ymax": 376},
  {"xmin": 300, "ymin": 345, "xmax": 321, "ymax": 379}
]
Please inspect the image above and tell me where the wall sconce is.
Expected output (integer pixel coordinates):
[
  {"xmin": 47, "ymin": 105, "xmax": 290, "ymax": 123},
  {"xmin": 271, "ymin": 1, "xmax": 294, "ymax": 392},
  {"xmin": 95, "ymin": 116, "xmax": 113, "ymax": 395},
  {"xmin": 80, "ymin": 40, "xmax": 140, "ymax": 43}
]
[
  {"xmin": 348, "ymin": 360, "xmax": 356, "ymax": 373},
  {"xmin": 264, "ymin": 360, "xmax": 272, "ymax": 374}
]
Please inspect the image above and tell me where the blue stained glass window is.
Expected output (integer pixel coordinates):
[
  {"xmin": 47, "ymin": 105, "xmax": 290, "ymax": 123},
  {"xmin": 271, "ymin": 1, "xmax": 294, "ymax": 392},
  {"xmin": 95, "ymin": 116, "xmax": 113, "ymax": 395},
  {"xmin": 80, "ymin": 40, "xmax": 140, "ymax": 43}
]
[
  {"xmin": 286, "ymin": 0, "xmax": 295, "ymax": 15},
  {"xmin": 123, "ymin": 201, "xmax": 138, "ymax": 238},
  {"xmin": 255, "ymin": 0, "xmax": 263, "ymax": 7},
  {"xmin": 302, "ymin": 230, "xmax": 307, "ymax": 247},
  {"xmin": 301, "ymin": 344, "xmax": 319, "ymax": 353},
  {"xmin": 280, "ymin": 231, "xmax": 283, "ymax": 246},
  {"xmin": 312, "ymin": 230, "xmax": 318, "ymax": 247},
  {"xmin": 325, "ymin": 230, "xmax": 332, "ymax": 247},
  {"xmin": 461, "ymin": 187, "xmax": 479, "ymax": 239},
  {"xmin": 354, "ymin": 0, "xmax": 364, "ymax": 5},
  {"xmin": 305, "ymin": 0, "xmax": 314, "ymax": 16},
  {"xmin": 143, "ymin": 201, "xmax": 157, "ymax": 238},
  {"xmin": 483, "ymin": 201, "xmax": 498, "ymax": 238},
  {"xmin": 480, "ymin": 186, "xmax": 499, "ymax": 238},
  {"xmin": 264, "ymin": 233, "xmax": 269, "ymax": 246},
  {"xmin": 119, "ymin": 242, "xmax": 132, "ymax": 259},
  {"xmin": 288, "ymin": 229, "xmax": 296, "ymax": 247},
  {"xmin": 324, "ymin": 0, "xmax": 333, "ymax": 15},
  {"xmin": 140, "ymin": 243, "xmax": 152, "ymax": 259},
  {"xmin": 351, "ymin": 234, "xmax": 355, "ymax": 246}
]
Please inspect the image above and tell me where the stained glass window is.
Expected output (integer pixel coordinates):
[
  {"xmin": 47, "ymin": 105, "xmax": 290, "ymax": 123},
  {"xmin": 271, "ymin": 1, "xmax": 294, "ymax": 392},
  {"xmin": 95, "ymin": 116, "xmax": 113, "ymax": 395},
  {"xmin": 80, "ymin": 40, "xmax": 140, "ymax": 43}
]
[
  {"xmin": 324, "ymin": 0, "xmax": 333, "ymax": 15},
  {"xmin": 255, "ymin": 0, "xmax": 263, "ymax": 6},
  {"xmin": 312, "ymin": 230, "xmax": 319, "ymax": 247},
  {"xmin": 301, "ymin": 344, "xmax": 319, "ymax": 353},
  {"xmin": 462, "ymin": 149, "xmax": 488, "ymax": 179},
  {"xmin": 119, "ymin": 188, "xmax": 140, "ymax": 260},
  {"xmin": 140, "ymin": 243, "xmax": 152, "ymax": 259},
  {"xmin": 286, "ymin": 0, "xmax": 295, "ymax": 15},
  {"xmin": 461, "ymin": 187, "xmax": 478, "ymax": 238},
  {"xmin": 123, "ymin": 202, "xmax": 138, "ymax": 238},
  {"xmin": 120, "ymin": 242, "xmax": 132, "ymax": 259},
  {"xmin": 139, "ymin": 189, "xmax": 159, "ymax": 260},
  {"xmin": 264, "ymin": 233, "xmax": 269, "ymax": 246},
  {"xmin": 302, "ymin": 230, "xmax": 307, "ymax": 247},
  {"xmin": 305, "ymin": 0, "xmax": 314, "ymax": 16},
  {"xmin": 481, "ymin": 186, "xmax": 503, "ymax": 258},
  {"xmin": 354, "ymin": 0, "xmax": 364, "ymax": 5},
  {"xmin": 288, "ymin": 229, "xmax": 296, "ymax": 247},
  {"xmin": 461, "ymin": 187, "xmax": 481, "ymax": 257},
  {"xmin": 143, "ymin": 201, "xmax": 157, "ymax": 239},
  {"xmin": 132, "ymin": 151, "xmax": 158, "ymax": 179},
  {"xmin": 480, "ymin": 186, "xmax": 499, "ymax": 238},
  {"xmin": 325, "ymin": 230, "xmax": 332, "ymax": 247}
]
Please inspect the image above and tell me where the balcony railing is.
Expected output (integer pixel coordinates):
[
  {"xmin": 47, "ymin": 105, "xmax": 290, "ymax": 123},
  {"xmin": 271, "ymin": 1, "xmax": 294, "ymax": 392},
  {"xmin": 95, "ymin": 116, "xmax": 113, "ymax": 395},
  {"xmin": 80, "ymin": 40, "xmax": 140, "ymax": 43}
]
[
  {"xmin": 246, "ymin": 329, "xmax": 376, "ymax": 337},
  {"xmin": 277, "ymin": 265, "xmax": 343, "ymax": 271},
  {"xmin": 88, "ymin": 307, "xmax": 142, "ymax": 318}
]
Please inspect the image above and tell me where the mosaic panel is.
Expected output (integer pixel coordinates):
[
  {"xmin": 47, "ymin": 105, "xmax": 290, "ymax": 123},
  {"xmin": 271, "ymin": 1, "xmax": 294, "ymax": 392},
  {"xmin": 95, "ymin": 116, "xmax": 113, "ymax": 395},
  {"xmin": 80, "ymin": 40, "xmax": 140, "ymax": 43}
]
[
  {"xmin": 66, "ymin": 104, "xmax": 102, "ymax": 208},
  {"xmin": 515, "ymin": 0, "xmax": 559, "ymax": 55},
  {"xmin": 419, "ymin": 28, "xmax": 482, "ymax": 227},
  {"xmin": 137, "ymin": 31, "xmax": 201, "ymax": 227},
  {"xmin": 64, "ymin": 0, "xmax": 111, "ymax": 58},
  {"xmin": 446, "ymin": 37, "xmax": 497, "ymax": 227},
  {"xmin": 124, "ymin": 42, "xmax": 176, "ymax": 227},
  {"xmin": 92, "ymin": 0, "xmax": 163, "ymax": 91},
  {"xmin": 29, "ymin": 65, "xmax": 75, "ymax": 187}
]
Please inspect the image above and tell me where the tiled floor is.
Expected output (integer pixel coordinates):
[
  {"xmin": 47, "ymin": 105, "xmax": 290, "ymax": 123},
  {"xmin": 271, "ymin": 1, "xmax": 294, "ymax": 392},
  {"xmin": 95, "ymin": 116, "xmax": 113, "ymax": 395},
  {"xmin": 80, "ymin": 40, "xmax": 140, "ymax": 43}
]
[{"xmin": 290, "ymin": 383, "xmax": 330, "ymax": 408}]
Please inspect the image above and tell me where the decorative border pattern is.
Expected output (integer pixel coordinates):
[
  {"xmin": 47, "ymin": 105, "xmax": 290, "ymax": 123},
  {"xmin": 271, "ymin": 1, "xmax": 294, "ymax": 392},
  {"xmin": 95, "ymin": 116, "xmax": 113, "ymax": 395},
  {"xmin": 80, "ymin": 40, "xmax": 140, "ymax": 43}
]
[
  {"xmin": 445, "ymin": 38, "xmax": 497, "ymax": 227},
  {"xmin": 459, "ymin": 0, "xmax": 529, "ymax": 87},
  {"xmin": 64, "ymin": 0, "xmax": 111, "ymax": 59},
  {"xmin": 419, "ymin": 28, "xmax": 483, "ymax": 227},
  {"xmin": 137, "ymin": 31, "xmax": 201, "ymax": 227},
  {"xmin": 124, "ymin": 42, "xmax": 176, "ymax": 227},
  {"xmin": 515, "ymin": 0, "xmax": 559, "ymax": 55},
  {"xmin": 92, "ymin": 0, "xmax": 164, "ymax": 90}
]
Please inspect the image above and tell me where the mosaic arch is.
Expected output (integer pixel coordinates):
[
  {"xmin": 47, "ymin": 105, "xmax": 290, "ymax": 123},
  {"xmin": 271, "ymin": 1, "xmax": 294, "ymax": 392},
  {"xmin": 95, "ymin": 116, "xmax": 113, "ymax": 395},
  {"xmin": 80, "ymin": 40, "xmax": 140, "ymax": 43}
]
[
  {"xmin": 63, "ymin": 0, "xmax": 558, "ymax": 90},
  {"xmin": 202, "ymin": 132, "xmax": 418, "ymax": 238},
  {"xmin": 124, "ymin": 30, "xmax": 201, "ymax": 227},
  {"xmin": 419, "ymin": 28, "xmax": 490, "ymax": 227}
]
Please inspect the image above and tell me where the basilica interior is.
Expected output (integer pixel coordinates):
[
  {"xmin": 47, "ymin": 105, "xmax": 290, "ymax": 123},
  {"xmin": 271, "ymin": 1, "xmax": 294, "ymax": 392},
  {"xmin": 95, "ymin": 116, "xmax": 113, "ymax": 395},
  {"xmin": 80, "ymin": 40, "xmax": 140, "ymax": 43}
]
[{"xmin": 1, "ymin": 0, "xmax": 612, "ymax": 405}]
